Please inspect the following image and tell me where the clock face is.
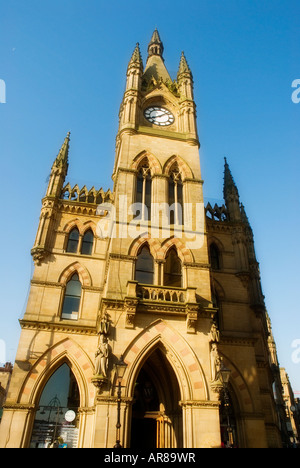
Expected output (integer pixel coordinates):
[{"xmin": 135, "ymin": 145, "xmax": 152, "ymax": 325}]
[{"xmin": 144, "ymin": 106, "xmax": 174, "ymax": 126}]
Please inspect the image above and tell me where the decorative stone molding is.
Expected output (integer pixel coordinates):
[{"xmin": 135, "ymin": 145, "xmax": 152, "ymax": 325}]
[
  {"xmin": 235, "ymin": 271, "xmax": 251, "ymax": 288},
  {"xmin": 31, "ymin": 280, "xmax": 64, "ymax": 288},
  {"xmin": 124, "ymin": 297, "xmax": 139, "ymax": 329},
  {"xmin": 77, "ymin": 406, "xmax": 95, "ymax": 415},
  {"xmin": 19, "ymin": 319, "xmax": 97, "ymax": 336},
  {"xmin": 31, "ymin": 247, "xmax": 50, "ymax": 265},
  {"xmin": 180, "ymin": 400, "xmax": 220, "ymax": 409},
  {"xmin": 109, "ymin": 253, "xmax": 137, "ymax": 262},
  {"xmin": 210, "ymin": 381, "xmax": 224, "ymax": 396},
  {"xmin": 3, "ymin": 403, "xmax": 36, "ymax": 412},
  {"xmin": 92, "ymin": 375, "xmax": 108, "ymax": 391},
  {"xmin": 186, "ymin": 304, "xmax": 199, "ymax": 334}
]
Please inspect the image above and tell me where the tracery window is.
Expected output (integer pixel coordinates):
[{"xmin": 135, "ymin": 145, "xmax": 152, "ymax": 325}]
[
  {"xmin": 61, "ymin": 273, "xmax": 82, "ymax": 320},
  {"xmin": 66, "ymin": 228, "xmax": 80, "ymax": 253},
  {"xmin": 168, "ymin": 164, "xmax": 183, "ymax": 225},
  {"xmin": 135, "ymin": 160, "xmax": 152, "ymax": 220},
  {"xmin": 135, "ymin": 245, "xmax": 154, "ymax": 285},
  {"xmin": 81, "ymin": 229, "xmax": 94, "ymax": 255},
  {"xmin": 164, "ymin": 247, "xmax": 182, "ymax": 287}
]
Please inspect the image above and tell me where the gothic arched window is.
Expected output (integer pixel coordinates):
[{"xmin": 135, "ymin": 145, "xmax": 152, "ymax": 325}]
[
  {"xmin": 135, "ymin": 245, "xmax": 154, "ymax": 285},
  {"xmin": 61, "ymin": 273, "xmax": 82, "ymax": 320},
  {"xmin": 209, "ymin": 243, "xmax": 220, "ymax": 270},
  {"xmin": 29, "ymin": 363, "xmax": 80, "ymax": 448},
  {"xmin": 81, "ymin": 230, "xmax": 94, "ymax": 255},
  {"xmin": 66, "ymin": 228, "xmax": 80, "ymax": 253},
  {"xmin": 164, "ymin": 247, "xmax": 182, "ymax": 287},
  {"xmin": 168, "ymin": 164, "xmax": 183, "ymax": 225},
  {"xmin": 135, "ymin": 160, "xmax": 152, "ymax": 220}
]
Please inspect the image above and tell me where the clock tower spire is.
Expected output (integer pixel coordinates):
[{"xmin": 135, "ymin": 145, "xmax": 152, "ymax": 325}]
[{"xmin": 110, "ymin": 29, "xmax": 207, "ymax": 305}]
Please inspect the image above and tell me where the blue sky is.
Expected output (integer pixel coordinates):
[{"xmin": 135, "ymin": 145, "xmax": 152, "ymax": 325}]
[{"xmin": 1, "ymin": 1, "xmax": 300, "ymax": 394}]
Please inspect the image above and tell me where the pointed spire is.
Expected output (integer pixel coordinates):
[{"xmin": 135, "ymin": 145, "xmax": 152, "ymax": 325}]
[
  {"xmin": 128, "ymin": 42, "xmax": 143, "ymax": 71},
  {"xmin": 147, "ymin": 28, "xmax": 164, "ymax": 58},
  {"xmin": 177, "ymin": 51, "xmax": 192, "ymax": 79},
  {"xmin": 223, "ymin": 158, "xmax": 242, "ymax": 221},
  {"xmin": 223, "ymin": 157, "xmax": 239, "ymax": 200},
  {"xmin": 47, "ymin": 132, "xmax": 70, "ymax": 199},
  {"xmin": 240, "ymin": 203, "xmax": 250, "ymax": 227},
  {"xmin": 143, "ymin": 29, "xmax": 171, "ymax": 82},
  {"xmin": 55, "ymin": 132, "xmax": 70, "ymax": 169}
]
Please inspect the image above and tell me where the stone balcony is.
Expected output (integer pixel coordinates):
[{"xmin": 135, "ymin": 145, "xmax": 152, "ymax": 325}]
[
  {"xmin": 125, "ymin": 281, "xmax": 200, "ymax": 333},
  {"xmin": 137, "ymin": 284, "xmax": 197, "ymax": 304}
]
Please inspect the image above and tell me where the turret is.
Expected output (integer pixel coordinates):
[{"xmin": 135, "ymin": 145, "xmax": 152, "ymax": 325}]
[
  {"xmin": 126, "ymin": 42, "xmax": 143, "ymax": 91},
  {"xmin": 31, "ymin": 133, "xmax": 70, "ymax": 264},
  {"xmin": 177, "ymin": 51, "xmax": 197, "ymax": 138},
  {"xmin": 119, "ymin": 43, "xmax": 143, "ymax": 130},
  {"xmin": 177, "ymin": 51, "xmax": 194, "ymax": 101}
]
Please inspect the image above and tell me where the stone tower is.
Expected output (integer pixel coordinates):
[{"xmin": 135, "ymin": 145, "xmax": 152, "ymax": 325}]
[{"xmin": 0, "ymin": 30, "xmax": 284, "ymax": 448}]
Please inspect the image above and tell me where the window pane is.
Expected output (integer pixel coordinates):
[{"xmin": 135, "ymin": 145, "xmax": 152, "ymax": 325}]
[
  {"xmin": 62, "ymin": 274, "xmax": 81, "ymax": 320},
  {"xmin": 168, "ymin": 180, "xmax": 175, "ymax": 204},
  {"xmin": 62, "ymin": 296, "xmax": 80, "ymax": 317},
  {"xmin": 81, "ymin": 230, "xmax": 94, "ymax": 255},
  {"xmin": 177, "ymin": 183, "xmax": 184, "ymax": 224},
  {"xmin": 164, "ymin": 249, "xmax": 182, "ymax": 287},
  {"xmin": 66, "ymin": 278, "xmax": 82, "ymax": 296},
  {"xmin": 81, "ymin": 242, "xmax": 93, "ymax": 256},
  {"xmin": 137, "ymin": 175, "xmax": 143, "ymax": 194},
  {"xmin": 136, "ymin": 271, "xmax": 154, "ymax": 284},
  {"xmin": 168, "ymin": 181, "xmax": 175, "ymax": 224},
  {"xmin": 30, "ymin": 364, "xmax": 80, "ymax": 448},
  {"xmin": 145, "ymin": 178, "xmax": 152, "ymax": 220},
  {"xmin": 135, "ymin": 246, "xmax": 154, "ymax": 285},
  {"xmin": 67, "ymin": 229, "xmax": 79, "ymax": 253},
  {"xmin": 136, "ymin": 246, "xmax": 154, "ymax": 271},
  {"xmin": 135, "ymin": 166, "xmax": 152, "ymax": 219}
]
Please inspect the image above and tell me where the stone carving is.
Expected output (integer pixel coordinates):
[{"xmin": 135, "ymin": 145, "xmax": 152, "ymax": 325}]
[
  {"xmin": 124, "ymin": 298, "xmax": 139, "ymax": 329},
  {"xmin": 98, "ymin": 311, "xmax": 110, "ymax": 336},
  {"xmin": 186, "ymin": 308, "xmax": 198, "ymax": 334},
  {"xmin": 209, "ymin": 322, "xmax": 220, "ymax": 343},
  {"xmin": 94, "ymin": 334, "xmax": 109, "ymax": 378},
  {"xmin": 92, "ymin": 312, "xmax": 111, "ymax": 390},
  {"xmin": 210, "ymin": 343, "xmax": 221, "ymax": 382}
]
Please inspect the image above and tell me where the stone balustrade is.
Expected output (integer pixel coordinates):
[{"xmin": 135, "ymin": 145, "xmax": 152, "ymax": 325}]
[{"xmin": 126, "ymin": 280, "xmax": 197, "ymax": 304}]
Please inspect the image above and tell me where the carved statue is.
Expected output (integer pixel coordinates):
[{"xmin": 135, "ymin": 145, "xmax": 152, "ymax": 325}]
[
  {"xmin": 209, "ymin": 322, "xmax": 220, "ymax": 343},
  {"xmin": 99, "ymin": 312, "xmax": 110, "ymax": 336},
  {"xmin": 94, "ymin": 334, "xmax": 109, "ymax": 377},
  {"xmin": 210, "ymin": 343, "xmax": 221, "ymax": 382}
]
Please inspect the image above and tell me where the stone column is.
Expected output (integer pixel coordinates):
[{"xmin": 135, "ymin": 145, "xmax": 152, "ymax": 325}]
[
  {"xmin": 0, "ymin": 403, "xmax": 35, "ymax": 448},
  {"xmin": 181, "ymin": 401, "xmax": 221, "ymax": 448}
]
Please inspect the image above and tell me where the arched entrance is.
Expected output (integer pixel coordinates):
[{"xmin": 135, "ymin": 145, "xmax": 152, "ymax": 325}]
[
  {"xmin": 29, "ymin": 363, "xmax": 80, "ymax": 448},
  {"xmin": 130, "ymin": 346, "xmax": 182, "ymax": 448}
]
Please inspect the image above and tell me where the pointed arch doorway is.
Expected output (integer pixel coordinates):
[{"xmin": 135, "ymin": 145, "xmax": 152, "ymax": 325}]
[{"xmin": 130, "ymin": 346, "xmax": 182, "ymax": 449}]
